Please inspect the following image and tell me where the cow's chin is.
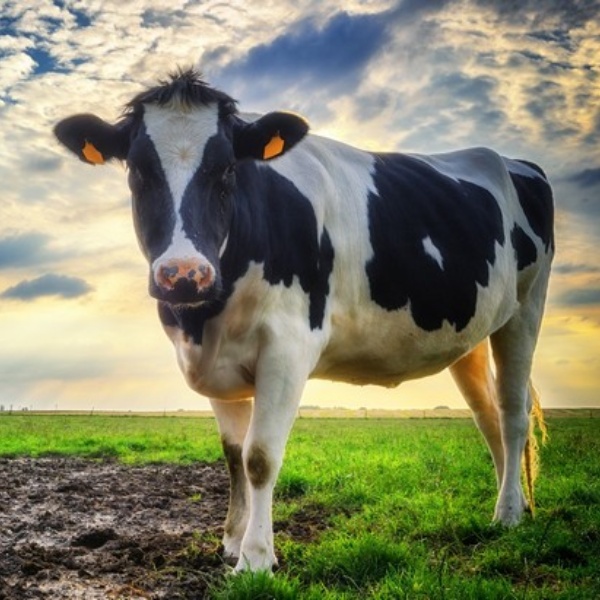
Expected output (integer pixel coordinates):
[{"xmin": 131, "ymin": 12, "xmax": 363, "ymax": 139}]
[{"xmin": 148, "ymin": 280, "xmax": 218, "ymax": 308}]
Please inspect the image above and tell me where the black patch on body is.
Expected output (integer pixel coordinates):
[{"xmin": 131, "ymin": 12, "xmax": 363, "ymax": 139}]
[
  {"xmin": 508, "ymin": 161, "xmax": 554, "ymax": 253},
  {"xmin": 159, "ymin": 163, "xmax": 334, "ymax": 343},
  {"xmin": 510, "ymin": 225, "xmax": 537, "ymax": 270},
  {"xmin": 366, "ymin": 154, "xmax": 505, "ymax": 332}
]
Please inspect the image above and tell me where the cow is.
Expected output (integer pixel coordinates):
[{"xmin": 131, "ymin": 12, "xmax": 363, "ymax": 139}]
[{"xmin": 54, "ymin": 68, "xmax": 554, "ymax": 573}]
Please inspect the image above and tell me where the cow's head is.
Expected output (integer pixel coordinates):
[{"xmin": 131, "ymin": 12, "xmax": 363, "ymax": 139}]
[{"xmin": 54, "ymin": 69, "xmax": 309, "ymax": 306}]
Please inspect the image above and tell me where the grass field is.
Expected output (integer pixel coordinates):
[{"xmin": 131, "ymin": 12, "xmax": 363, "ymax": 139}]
[{"xmin": 1, "ymin": 414, "xmax": 599, "ymax": 599}]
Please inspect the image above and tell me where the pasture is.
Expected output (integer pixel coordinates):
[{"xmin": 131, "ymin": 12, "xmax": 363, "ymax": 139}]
[{"xmin": 1, "ymin": 413, "xmax": 598, "ymax": 599}]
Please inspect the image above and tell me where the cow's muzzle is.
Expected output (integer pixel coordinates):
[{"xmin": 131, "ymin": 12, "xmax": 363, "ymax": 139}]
[{"xmin": 151, "ymin": 257, "xmax": 216, "ymax": 305}]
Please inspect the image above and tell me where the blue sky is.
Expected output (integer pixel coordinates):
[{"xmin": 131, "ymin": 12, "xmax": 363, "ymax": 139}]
[{"xmin": 0, "ymin": 0, "xmax": 599, "ymax": 411}]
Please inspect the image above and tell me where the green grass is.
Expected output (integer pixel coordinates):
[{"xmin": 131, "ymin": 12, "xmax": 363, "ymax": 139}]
[
  {"xmin": 0, "ymin": 414, "xmax": 222, "ymax": 463},
  {"xmin": 1, "ymin": 414, "xmax": 598, "ymax": 599}
]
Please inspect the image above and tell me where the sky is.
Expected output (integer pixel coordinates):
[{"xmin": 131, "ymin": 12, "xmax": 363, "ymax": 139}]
[{"xmin": 0, "ymin": 0, "xmax": 599, "ymax": 412}]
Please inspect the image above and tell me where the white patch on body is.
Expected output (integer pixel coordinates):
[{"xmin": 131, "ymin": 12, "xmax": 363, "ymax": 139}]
[{"xmin": 422, "ymin": 235, "xmax": 444, "ymax": 270}]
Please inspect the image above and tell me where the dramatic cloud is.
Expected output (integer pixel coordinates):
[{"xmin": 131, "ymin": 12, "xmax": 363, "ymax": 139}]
[
  {"xmin": 216, "ymin": 9, "xmax": 393, "ymax": 103},
  {"xmin": 1, "ymin": 273, "xmax": 93, "ymax": 301}
]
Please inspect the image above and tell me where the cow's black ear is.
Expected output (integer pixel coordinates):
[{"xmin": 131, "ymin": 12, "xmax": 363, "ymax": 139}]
[
  {"xmin": 233, "ymin": 112, "xmax": 309, "ymax": 161},
  {"xmin": 53, "ymin": 114, "xmax": 131, "ymax": 165}
]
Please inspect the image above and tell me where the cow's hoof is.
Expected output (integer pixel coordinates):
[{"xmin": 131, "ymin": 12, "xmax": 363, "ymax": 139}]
[
  {"xmin": 234, "ymin": 547, "xmax": 277, "ymax": 574},
  {"xmin": 493, "ymin": 490, "xmax": 528, "ymax": 526},
  {"xmin": 222, "ymin": 535, "xmax": 242, "ymax": 562}
]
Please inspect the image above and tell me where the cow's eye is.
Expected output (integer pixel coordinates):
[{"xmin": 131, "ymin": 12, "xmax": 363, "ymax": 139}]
[
  {"xmin": 221, "ymin": 164, "xmax": 236, "ymax": 190},
  {"xmin": 223, "ymin": 163, "xmax": 236, "ymax": 182}
]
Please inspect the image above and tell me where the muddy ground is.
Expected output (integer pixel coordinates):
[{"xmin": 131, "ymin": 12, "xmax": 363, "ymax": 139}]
[{"xmin": 0, "ymin": 458, "xmax": 328, "ymax": 599}]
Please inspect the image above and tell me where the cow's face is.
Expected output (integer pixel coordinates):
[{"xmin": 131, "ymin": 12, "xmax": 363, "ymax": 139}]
[
  {"xmin": 54, "ymin": 74, "xmax": 308, "ymax": 306},
  {"xmin": 127, "ymin": 102, "xmax": 236, "ymax": 306}
]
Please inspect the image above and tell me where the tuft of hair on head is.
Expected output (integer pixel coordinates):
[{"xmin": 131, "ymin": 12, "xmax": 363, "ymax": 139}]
[{"xmin": 124, "ymin": 66, "xmax": 238, "ymax": 116}]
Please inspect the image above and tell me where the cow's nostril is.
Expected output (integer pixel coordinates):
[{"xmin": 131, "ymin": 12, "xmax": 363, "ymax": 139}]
[
  {"xmin": 158, "ymin": 265, "xmax": 180, "ymax": 289},
  {"xmin": 194, "ymin": 264, "xmax": 214, "ymax": 289}
]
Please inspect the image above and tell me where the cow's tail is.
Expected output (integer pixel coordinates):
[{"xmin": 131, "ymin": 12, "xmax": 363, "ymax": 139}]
[{"xmin": 522, "ymin": 381, "xmax": 548, "ymax": 514}]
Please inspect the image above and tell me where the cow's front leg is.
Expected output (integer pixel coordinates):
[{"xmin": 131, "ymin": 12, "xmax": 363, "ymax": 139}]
[
  {"xmin": 210, "ymin": 398, "xmax": 252, "ymax": 560},
  {"xmin": 234, "ymin": 350, "xmax": 309, "ymax": 572}
]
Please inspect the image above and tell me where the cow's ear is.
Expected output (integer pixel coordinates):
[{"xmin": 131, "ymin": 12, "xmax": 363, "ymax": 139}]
[
  {"xmin": 53, "ymin": 114, "xmax": 131, "ymax": 166},
  {"xmin": 233, "ymin": 112, "xmax": 309, "ymax": 161}
]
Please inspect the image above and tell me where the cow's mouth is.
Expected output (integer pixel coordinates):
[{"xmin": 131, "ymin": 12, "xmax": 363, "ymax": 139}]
[{"xmin": 148, "ymin": 277, "xmax": 219, "ymax": 307}]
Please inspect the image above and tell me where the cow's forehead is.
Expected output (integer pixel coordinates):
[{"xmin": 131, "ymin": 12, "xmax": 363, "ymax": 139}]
[
  {"xmin": 141, "ymin": 103, "xmax": 220, "ymax": 204},
  {"xmin": 142, "ymin": 103, "xmax": 220, "ymax": 163}
]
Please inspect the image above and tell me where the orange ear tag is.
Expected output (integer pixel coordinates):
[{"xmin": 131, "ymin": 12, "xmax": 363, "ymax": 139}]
[
  {"xmin": 82, "ymin": 140, "xmax": 105, "ymax": 165},
  {"xmin": 263, "ymin": 133, "xmax": 285, "ymax": 160}
]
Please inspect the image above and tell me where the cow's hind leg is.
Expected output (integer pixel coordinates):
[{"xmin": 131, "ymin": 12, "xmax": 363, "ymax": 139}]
[
  {"xmin": 450, "ymin": 340, "xmax": 504, "ymax": 488},
  {"xmin": 210, "ymin": 398, "xmax": 252, "ymax": 560},
  {"xmin": 490, "ymin": 284, "xmax": 547, "ymax": 526}
]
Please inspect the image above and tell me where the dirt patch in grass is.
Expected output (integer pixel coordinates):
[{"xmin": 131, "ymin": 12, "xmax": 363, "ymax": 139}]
[{"xmin": 0, "ymin": 457, "xmax": 332, "ymax": 599}]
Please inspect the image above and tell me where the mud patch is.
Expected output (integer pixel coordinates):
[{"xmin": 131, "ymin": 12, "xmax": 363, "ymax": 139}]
[
  {"xmin": 0, "ymin": 457, "xmax": 334, "ymax": 599},
  {"xmin": 0, "ymin": 457, "xmax": 229, "ymax": 599}
]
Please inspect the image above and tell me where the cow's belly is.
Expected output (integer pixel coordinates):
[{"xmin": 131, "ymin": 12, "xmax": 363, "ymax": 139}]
[
  {"xmin": 315, "ymin": 282, "xmax": 517, "ymax": 387},
  {"xmin": 314, "ymin": 326, "xmax": 469, "ymax": 387}
]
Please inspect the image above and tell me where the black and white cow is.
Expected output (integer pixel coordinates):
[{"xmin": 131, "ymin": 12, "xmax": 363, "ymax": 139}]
[{"xmin": 54, "ymin": 68, "xmax": 554, "ymax": 572}]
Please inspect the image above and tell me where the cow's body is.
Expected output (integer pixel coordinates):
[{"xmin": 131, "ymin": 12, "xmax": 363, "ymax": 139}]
[
  {"xmin": 54, "ymin": 69, "xmax": 554, "ymax": 573},
  {"xmin": 162, "ymin": 140, "xmax": 550, "ymax": 394}
]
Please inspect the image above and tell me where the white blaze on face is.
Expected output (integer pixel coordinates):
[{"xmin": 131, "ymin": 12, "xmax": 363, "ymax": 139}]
[
  {"xmin": 142, "ymin": 103, "xmax": 220, "ymax": 276},
  {"xmin": 422, "ymin": 235, "xmax": 444, "ymax": 270}
]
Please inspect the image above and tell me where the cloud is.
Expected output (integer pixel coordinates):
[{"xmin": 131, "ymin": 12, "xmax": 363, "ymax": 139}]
[
  {"xmin": 141, "ymin": 8, "xmax": 188, "ymax": 28},
  {"xmin": 558, "ymin": 287, "xmax": 600, "ymax": 307},
  {"xmin": 22, "ymin": 155, "xmax": 62, "ymax": 173},
  {"xmin": 472, "ymin": 0, "xmax": 599, "ymax": 29},
  {"xmin": 430, "ymin": 72, "xmax": 498, "ymax": 105},
  {"xmin": 215, "ymin": 9, "xmax": 392, "ymax": 102},
  {"xmin": 0, "ymin": 232, "xmax": 58, "ymax": 269},
  {"xmin": 394, "ymin": 0, "xmax": 453, "ymax": 18},
  {"xmin": 1, "ymin": 273, "xmax": 93, "ymax": 301},
  {"xmin": 553, "ymin": 263, "xmax": 600, "ymax": 275},
  {"xmin": 353, "ymin": 89, "xmax": 395, "ymax": 122},
  {"xmin": 527, "ymin": 29, "xmax": 574, "ymax": 51},
  {"xmin": 524, "ymin": 80, "xmax": 569, "ymax": 120},
  {"xmin": 555, "ymin": 168, "xmax": 600, "ymax": 221},
  {"xmin": 565, "ymin": 167, "xmax": 600, "ymax": 188}
]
